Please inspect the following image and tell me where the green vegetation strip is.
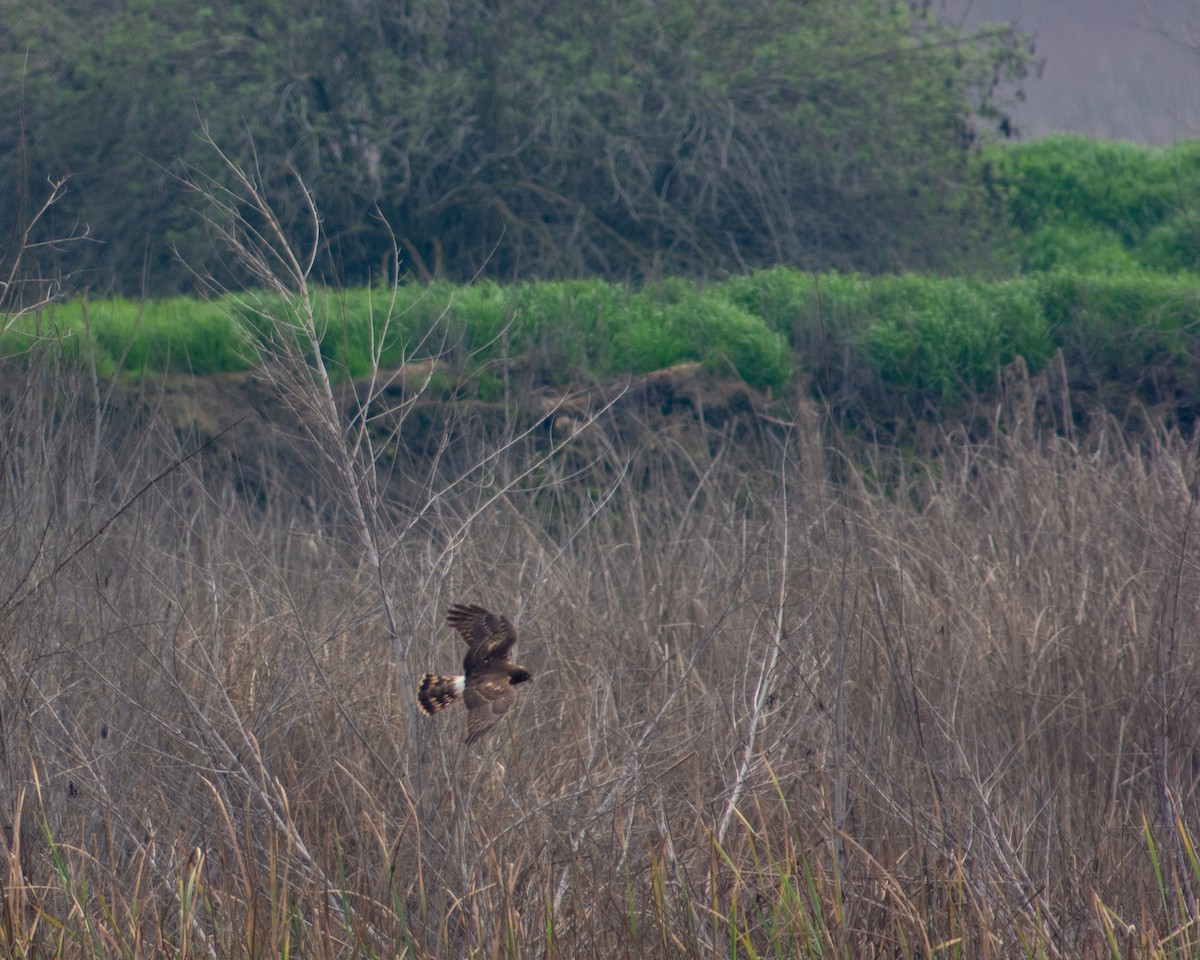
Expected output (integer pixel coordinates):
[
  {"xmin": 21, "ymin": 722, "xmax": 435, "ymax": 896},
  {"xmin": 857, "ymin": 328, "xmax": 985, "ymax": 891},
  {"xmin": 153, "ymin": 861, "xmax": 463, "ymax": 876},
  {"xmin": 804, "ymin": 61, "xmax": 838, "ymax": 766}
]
[{"xmin": 6, "ymin": 265, "xmax": 1200, "ymax": 413}]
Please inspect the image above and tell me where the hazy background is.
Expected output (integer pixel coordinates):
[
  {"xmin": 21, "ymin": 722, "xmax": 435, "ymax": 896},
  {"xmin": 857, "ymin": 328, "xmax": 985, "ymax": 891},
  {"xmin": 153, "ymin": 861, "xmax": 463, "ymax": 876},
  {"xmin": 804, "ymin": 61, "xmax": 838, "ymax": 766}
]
[{"xmin": 939, "ymin": 0, "xmax": 1200, "ymax": 143}]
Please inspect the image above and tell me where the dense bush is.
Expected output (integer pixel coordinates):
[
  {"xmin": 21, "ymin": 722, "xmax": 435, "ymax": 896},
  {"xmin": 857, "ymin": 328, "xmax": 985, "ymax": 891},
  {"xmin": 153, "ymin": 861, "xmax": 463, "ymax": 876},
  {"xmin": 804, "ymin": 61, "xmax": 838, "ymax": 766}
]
[
  {"xmin": 986, "ymin": 135, "xmax": 1200, "ymax": 273},
  {"xmin": 1035, "ymin": 269, "xmax": 1200, "ymax": 414},
  {"xmin": 0, "ymin": 0, "xmax": 1028, "ymax": 294},
  {"xmin": 718, "ymin": 268, "xmax": 1054, "ymax": 409}
]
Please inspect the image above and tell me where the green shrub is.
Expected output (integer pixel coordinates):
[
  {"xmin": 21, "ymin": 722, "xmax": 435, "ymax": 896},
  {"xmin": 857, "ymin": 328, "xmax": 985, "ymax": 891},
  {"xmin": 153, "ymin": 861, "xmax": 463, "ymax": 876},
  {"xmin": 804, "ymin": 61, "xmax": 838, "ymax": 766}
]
[
  {"xmin": 310, "ymin": 286, "xmax": 421, "ymax": 378},
  {"xmin": 507, "ymin": 279, "xmax": 630, "ymax": 383},
  {"xmin": 720, "ymin": 270, "xmax": 1053, "ymax": 407},
  {"xmin": 1035, "ymin": 269, "xmax": 1200, "ymax": 388},
  {"xmin": 613, "ymin": 303, "xmax": 694, "ymax": 376},
  {"xmin": 715, "ymin": 267, "xmax": 821, "ymax": 341},
  {"xmin": 850, "ymin": 275, "xmax": 1051, "ymax": 405},
  {"xmin": 614, "ymin": 280, "xmax": 792, "ymax": 392},
  {"xmin": 1139, "ymin": 219, "xmax": 1200, "ymax": 274},
  {"xmin": 987, "ymin": 135, "xmax": 1200, "ymax": 274},
  {"xmin": 1018, "ymin": 223, "xmax": 1140, "ymax": 274}
]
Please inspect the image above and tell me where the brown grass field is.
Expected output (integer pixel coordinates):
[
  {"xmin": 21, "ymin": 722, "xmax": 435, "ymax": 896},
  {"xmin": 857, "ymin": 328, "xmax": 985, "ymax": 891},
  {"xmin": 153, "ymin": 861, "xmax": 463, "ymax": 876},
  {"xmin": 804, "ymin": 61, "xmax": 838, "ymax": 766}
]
[
  {"xmin": 2, "ymin": 169, "xmax": 1198, "ymax": 957},
  {"xmin": 0, "ymin": 338, "xmax": 1198, "ymax": 959}
]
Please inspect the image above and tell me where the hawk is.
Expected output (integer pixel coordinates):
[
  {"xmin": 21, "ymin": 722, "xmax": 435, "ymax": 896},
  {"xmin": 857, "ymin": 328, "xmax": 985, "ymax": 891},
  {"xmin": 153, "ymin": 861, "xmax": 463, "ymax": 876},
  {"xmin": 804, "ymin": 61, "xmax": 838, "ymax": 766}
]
[{"xmin": 416, "ymin": 604, "xmax": 533, "ymax": 745}]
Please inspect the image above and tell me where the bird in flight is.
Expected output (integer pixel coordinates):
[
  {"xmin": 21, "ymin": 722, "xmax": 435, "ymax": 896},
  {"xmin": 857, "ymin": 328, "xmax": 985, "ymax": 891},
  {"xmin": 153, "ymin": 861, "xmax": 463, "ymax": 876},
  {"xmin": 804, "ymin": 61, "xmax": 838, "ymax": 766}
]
[{"xmin": 417, "ymin": 604, "xmax": 533, "ymax": 745}]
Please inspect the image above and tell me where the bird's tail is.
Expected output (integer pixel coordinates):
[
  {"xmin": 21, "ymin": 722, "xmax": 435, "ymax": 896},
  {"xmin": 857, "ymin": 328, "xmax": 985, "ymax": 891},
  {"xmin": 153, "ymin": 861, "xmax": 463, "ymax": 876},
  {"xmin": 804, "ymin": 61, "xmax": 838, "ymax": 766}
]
[{"xmin": 416, "ymin": 673, "xmax": 466, "ymax": 715}]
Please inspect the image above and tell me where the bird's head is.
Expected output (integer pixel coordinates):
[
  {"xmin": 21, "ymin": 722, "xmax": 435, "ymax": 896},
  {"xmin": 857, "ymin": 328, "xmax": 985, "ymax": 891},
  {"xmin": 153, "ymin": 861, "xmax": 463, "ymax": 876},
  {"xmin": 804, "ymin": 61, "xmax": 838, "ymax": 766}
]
[{"xmin": 508, "ymin": 666, "xmax": 533, "ymax": 685}]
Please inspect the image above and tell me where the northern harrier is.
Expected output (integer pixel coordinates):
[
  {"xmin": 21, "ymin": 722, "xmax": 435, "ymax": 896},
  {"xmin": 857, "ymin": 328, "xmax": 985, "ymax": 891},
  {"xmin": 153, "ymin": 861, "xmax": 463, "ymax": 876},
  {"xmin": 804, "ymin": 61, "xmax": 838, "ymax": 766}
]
[{"xmin": 416, "ymin": 604, "xmax": 533, "ymax": 745}]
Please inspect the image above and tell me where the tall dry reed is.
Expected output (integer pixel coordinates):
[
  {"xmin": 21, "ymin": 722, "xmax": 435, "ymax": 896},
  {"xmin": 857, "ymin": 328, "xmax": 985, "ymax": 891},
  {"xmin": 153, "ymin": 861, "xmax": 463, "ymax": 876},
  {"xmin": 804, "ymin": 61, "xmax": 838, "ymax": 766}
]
[{"xmin": 1, "ymin": 345, "xmax": 1198, "ymax": 957}]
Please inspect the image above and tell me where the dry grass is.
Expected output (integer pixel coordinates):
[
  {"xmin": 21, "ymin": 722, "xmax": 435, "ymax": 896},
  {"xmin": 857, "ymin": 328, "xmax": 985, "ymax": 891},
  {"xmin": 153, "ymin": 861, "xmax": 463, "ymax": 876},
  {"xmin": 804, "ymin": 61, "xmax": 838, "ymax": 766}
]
[
  {"xmin": 2, "ymin": 155, "xmax": 1197, "ymax": 959},
  {"xmin": 1, "ymin": 343, "xmax": 1199, "ymax": 958}
]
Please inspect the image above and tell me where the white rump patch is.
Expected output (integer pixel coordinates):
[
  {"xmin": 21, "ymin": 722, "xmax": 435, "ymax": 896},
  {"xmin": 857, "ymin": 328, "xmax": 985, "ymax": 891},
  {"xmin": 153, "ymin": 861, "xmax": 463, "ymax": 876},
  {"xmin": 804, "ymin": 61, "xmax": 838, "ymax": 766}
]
[{"xmin": 452, "ymin": 675, "xmax": 466, "ymax": 694}]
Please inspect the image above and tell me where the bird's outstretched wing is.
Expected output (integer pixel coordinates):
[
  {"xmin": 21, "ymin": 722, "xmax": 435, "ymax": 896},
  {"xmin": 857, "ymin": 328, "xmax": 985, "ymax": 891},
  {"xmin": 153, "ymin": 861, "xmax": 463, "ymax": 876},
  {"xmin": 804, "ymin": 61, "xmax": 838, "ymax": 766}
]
[
  {"xmin": 462, "ymin": 672, "xmax": 517, "ymax": 745},
  {"xmin": 447, "ymin": 603, "xmax": 518, "ymax": 663}
]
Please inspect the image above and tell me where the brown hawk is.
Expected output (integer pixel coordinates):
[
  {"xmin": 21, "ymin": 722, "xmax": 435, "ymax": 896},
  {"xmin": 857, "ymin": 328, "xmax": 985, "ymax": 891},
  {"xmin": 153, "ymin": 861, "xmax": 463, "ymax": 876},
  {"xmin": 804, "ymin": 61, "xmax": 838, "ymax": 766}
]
[{"xmin": 416, "ymin": 604, "xmax": 533, "ymax": 745}]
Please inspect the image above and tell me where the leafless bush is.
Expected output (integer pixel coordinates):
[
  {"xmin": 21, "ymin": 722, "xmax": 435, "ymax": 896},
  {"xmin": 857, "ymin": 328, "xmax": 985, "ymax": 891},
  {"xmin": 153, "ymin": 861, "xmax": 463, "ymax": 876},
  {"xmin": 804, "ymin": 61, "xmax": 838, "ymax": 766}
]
[{"xmin": 1, "ymin": 172, "xmax": 88, "ymax": 336}]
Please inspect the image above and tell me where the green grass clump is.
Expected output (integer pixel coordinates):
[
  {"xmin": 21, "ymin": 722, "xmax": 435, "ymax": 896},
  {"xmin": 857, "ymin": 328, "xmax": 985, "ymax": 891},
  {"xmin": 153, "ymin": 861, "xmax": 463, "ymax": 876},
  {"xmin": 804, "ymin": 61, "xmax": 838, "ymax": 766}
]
[
  {"xmin": 1036, "ymin": 269, "xmax": 1200, "ymax": 390},
  {"xmin": 614, "ymin": 279, "xmax": 792, "ymax": 392},
  {"xmin": 220, "ymin": 285, "xmax": 436, "ymax": 378},
  {"xmin": 1018, "ymin": 223, "xmax": 1142, "ymax": 274},
  {"xmin": 1, "ymin": 296, "xmax": 249, "ymax": 377},
  {"xmin": 510, "ymin": 278, "xmax": 631, "ymax": 379},
  {"xmin": 850, "ymin": 274, "xmax": 1052, "ymax": 406},
  {"xmin": 715, "ymin": 266, "xmax": 820, "ymax": 342},
  {"xmin": 719, "ymin": 269, "xmax": 1054, "ymax": 408}
]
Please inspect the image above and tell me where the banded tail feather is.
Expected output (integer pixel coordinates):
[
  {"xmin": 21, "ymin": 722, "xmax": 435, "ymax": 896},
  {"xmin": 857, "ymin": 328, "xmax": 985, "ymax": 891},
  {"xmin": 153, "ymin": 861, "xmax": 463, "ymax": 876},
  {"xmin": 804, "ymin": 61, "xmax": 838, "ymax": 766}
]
[{"xmin": 417, "ymin": 673, "xmax": 466, "ymax": 715}]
